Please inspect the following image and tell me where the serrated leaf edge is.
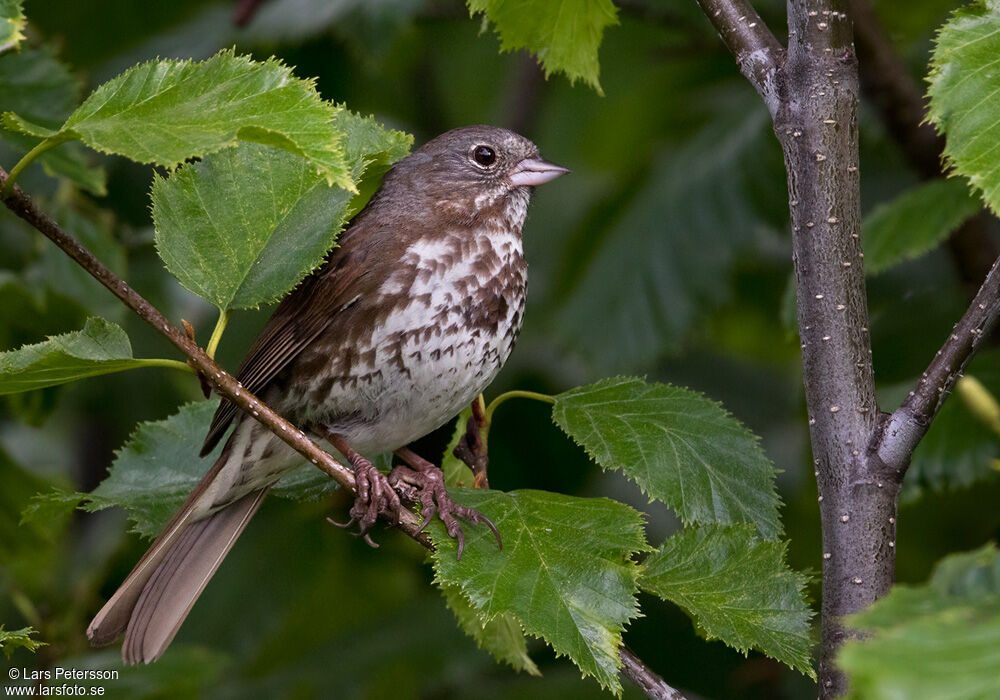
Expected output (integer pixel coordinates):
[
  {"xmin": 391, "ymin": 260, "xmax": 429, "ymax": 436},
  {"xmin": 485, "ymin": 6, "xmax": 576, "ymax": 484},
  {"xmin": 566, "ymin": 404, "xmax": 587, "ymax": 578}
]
[{"xmin": 551, "ymin": 375, "xmax": 784, "ymax": 538}]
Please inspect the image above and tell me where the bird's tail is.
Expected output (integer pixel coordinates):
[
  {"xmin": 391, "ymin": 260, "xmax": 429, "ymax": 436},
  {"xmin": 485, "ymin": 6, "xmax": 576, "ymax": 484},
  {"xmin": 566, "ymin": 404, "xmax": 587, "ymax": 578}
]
[{"xmin": 87, "ymin": 437, "xmax": 269, "ymax": 664}]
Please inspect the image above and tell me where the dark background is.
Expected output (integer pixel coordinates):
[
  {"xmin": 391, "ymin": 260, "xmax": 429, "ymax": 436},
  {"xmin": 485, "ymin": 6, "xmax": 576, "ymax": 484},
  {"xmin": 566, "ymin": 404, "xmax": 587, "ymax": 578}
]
[{"xmin": 2, "ymin": 0, "xmax": 999, "ymax": 697}]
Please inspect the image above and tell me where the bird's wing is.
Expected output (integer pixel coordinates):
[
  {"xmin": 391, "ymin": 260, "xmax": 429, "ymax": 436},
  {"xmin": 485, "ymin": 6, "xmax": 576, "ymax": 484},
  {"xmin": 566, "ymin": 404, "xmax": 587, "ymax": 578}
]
[{"xmin": 199, "ymin": 223, "xmax": 376, "ymax": 456}]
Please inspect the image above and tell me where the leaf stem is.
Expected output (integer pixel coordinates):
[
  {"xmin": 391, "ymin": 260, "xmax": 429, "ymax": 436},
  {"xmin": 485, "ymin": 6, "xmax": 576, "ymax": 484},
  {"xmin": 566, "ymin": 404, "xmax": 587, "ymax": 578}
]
[
  {"xmin": 484, "ymin": 389, "xmax": 555, "ymax": 424},
  {"xmin": 2, "ymin": 138, "xmax": 61, "ymax": 198},
  {"xmin": 206, "ymin": 308, "xmax": 229, "ymax": 359},
  {"xmin": 133, "ymin": 358, "xmax": 198, "ymax": 374}
]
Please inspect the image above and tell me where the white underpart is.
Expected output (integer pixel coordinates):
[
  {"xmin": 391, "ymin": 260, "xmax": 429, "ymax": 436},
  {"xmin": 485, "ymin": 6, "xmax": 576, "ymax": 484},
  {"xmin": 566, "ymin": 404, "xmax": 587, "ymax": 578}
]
[
  {"xmin": 337, "ymin": 236, "xmax": 522, "ymax": 454},
  {"xmin": 322, "ymin": 194, "xmax": 529, "ymax": 457}
]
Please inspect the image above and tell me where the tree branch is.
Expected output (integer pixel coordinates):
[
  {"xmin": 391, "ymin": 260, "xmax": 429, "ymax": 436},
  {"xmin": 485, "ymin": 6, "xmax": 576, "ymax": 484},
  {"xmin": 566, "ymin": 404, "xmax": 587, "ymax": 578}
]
[
  {"xmin": 876, "ymin": 256, "xmax": 1000, "ymax": 472},
  {"xmin": 620, "ymin": 646, "xmax": 689, "ymax": 700},
  {"xmin": 0, "ymin": 167, "xmax": 683, "ymax": 700},
  {"xmin": 695, "ymin": 0, "xmax": 901, "ymax": 695},
  {"xmin": 774, "ymin": 7, "xmax": 890, "ymax": 693},
  {"xmin": 694, "ymin": 0, "xmax": 785, "ymax": 116},
  {"xmin": 847, "ymin": 0, "xmax": 999, "ymax": 290}
]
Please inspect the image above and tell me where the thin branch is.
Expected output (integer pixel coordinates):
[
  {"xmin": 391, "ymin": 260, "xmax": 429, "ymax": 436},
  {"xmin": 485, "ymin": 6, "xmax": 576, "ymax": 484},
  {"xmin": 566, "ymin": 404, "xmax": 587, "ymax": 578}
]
[
  {"xmin": 876, "ymin": 256, "xmax": 1000, "ymax": 472},
  {"xmin": 0, "ymin": 167, "xmax": 681, "ymax": 700},
  {"xmin": 848, "ymin": 0, "xmax": 999, "ymax": 289},
  {"xmin": 620, "ymin": 646, "xmax": 689, "ymax": 700},
  {"xmin": 694, "ymin": 0, "xmax": 785, "ymax": 116}
]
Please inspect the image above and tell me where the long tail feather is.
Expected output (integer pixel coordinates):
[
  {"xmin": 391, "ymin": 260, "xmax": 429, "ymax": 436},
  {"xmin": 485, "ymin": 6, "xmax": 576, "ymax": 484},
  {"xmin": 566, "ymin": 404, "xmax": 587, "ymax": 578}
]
[
  {"xmin": 87, "ymin": 426, "xmax": 271, "ymax": 663},
  {"xmin": 121, "ymin": 488, "xmax": 267, "ymax": 663}
]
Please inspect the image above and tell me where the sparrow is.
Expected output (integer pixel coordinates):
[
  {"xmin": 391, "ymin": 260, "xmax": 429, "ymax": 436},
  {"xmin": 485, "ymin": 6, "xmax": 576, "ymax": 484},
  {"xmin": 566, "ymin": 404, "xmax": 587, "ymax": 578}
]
[{"xmin": 86, "ymin": 125, "xmax": 568, "ymax": 664}]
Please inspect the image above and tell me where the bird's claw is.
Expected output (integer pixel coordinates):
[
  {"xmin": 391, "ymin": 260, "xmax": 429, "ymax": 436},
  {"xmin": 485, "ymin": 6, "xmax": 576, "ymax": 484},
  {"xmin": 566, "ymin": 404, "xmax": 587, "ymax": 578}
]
[
  {"xmin": 331, "ymin": 455, "xmax": 401, "ymax": 542},
  {"xmin": 390, "ymin": 464, "xmax": 502, "ymax": 560}
]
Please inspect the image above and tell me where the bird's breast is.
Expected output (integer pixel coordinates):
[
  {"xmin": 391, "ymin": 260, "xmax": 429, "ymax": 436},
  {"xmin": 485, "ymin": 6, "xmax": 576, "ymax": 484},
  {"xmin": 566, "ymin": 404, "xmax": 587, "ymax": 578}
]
[{"xmin": 294, "ymin": 226, "xmax": 527, "ymax": 450}]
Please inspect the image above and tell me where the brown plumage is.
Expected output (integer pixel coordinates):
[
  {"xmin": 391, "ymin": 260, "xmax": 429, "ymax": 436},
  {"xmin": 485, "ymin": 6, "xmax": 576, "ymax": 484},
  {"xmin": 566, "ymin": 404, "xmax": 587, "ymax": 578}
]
[{"xmin": 87, "ymin": 125, "xmax": 568, "ymax": 663}]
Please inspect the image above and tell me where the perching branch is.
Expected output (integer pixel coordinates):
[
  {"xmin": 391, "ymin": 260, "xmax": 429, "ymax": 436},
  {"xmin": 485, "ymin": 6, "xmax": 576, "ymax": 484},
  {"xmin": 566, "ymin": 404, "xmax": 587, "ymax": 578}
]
[
  {"xmin": 0, "ymin": 167, "xmax": 685, "ymax": 700},
  {"xmin": 875, "ymin": 257, "xmax": 1000, "ymax": 473},
  {"xmin": 694, "ymin": 0, "xmax": 785, "ymax": 116}
]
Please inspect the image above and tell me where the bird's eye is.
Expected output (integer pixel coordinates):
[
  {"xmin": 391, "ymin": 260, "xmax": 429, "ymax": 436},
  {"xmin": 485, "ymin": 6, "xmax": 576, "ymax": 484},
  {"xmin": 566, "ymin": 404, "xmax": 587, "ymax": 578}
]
[{"xmin": 472, "ymin": 145, "xmax": 496, "ymax": 167}]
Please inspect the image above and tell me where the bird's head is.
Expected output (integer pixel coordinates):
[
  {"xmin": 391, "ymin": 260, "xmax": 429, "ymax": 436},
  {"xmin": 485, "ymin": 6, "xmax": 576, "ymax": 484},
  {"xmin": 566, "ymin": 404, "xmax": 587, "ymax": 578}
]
[{"xmin": 380, "ymin": 125, "xmax": 568, "ymax": 227}]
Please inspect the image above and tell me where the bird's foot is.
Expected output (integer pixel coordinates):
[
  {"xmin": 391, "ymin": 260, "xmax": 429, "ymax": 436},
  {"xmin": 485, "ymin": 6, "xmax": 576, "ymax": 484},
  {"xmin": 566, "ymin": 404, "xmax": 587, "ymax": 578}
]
[
  {"xmin": 327, "ymin": 452, "xmax": 401, "ymax": 548},
  {"xmin": 392, "ymin": 447, "xmax": 502, "ymax": 559}
]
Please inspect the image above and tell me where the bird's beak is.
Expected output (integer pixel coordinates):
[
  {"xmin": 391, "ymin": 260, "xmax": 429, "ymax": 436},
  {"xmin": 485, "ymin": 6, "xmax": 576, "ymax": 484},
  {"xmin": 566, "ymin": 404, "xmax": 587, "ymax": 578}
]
[{"xmin": 509, "ymin": 158, "xmax": 570, "ymax": 187}]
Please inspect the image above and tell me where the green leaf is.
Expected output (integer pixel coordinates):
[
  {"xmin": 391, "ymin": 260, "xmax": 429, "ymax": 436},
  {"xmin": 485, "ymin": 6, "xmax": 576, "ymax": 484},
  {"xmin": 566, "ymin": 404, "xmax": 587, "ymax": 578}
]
[
  {"xmin": 151, "ymin": 111, "xmax": 410, "ymax": 310},
  {"xmin": 150, "ymin": 142, "xmax": 351, "ymax": 310},
  {"xmin": 2, "ymin": 111, "xmax": 56, "ymax": 137},
  {"xmin": 334, "ymin": 107, "xmax": 413, "ymax": 215},
  {"xmin": 864, "ymin": 178, "xmax": 981, "ymax": 274},
  {"xmin": 0, "ymin": 0, "xmax": 24, "ymax": 54},
  {"xmin": 440, "ymin": 582, "xmax": 540, "ymax": 676},
  {"xmin": 0, "ymin": 626, "xmax": 46, "ymax": 659},
  {"xmin": 0, "ymin": 48, "xmax": 106, "ymax": 194},
  {"xmin": 840, "ymin": 544, "xmax": 1000, "ymax": 699},
  {"xmin": 927, "ymin": 0, "xmax": 1000, "ymax": 215},
  {"xmin": 0, "ymin": 317, "xmax": 166, "ymax": 395},
  {"xmin": 903, "ymin": 350, "xmax": 1000, "ymax": 499},
  {"xmin": 78, "ymin": 399, "xmax": 325, "ymax": 539},
  {"xmin": 639, "ymin": 525, "xmax": 814, "ymax": 678},
  {"xmin": 429, "ymin": 488, "xmax": 646, "ymax": 693},
  {"xmin": 552, "ymin": 377, "xmax": 781, "ymax": 538},
  {"xmin": 467, "ymin": 0, "xmax": 618, "ymax": 94},
  {"xmin": 19, "ymin": 487, "xmax": 84, "ymax": 529},
  {"xmin": 0, "ymin": 47, "xmax": 78, "ymax": 123},
  {"xmin": 334, "ymin": 106, "xmax": 413, "ymax": 175},
  {"xmin": 6, "ymin": 49, "xmax": 352, "ymax": 188}
]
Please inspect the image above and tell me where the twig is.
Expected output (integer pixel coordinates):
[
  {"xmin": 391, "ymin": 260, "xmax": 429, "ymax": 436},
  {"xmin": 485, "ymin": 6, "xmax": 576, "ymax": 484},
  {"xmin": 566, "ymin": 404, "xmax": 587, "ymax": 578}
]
[
  {"xmin": 620, "ymin": 646, "xmax": 689, "ymax": 700},
  {"xmin": 875, "ymin": 257, "xmax": 1000, "ymax": 472},
  {"xmin": 0, "ymin": 167, "xmax": 680, "ymax": 700},
  {"xmin": 693, "ymin": 0, "xmax": 785, "ymax": 116}
]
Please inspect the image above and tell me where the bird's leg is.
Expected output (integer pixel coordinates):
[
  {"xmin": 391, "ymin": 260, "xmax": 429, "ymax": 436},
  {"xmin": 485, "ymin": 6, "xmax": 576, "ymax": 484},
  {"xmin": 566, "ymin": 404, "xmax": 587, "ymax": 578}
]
[
  {"xmin": 321, "ymin": 429, "xmax": 401, "ymax": 547},
  {"xmin": 452, "ymin": 397, "xmax": 490, "ymax": 489},
  {"xmin": 390, "ymin": 446, "xmax": 502, "ymax": 559}
]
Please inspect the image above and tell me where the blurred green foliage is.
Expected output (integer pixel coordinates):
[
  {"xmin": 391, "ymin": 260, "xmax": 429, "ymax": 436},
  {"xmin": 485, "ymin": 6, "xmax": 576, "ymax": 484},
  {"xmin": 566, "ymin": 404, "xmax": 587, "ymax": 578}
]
[{"xmin": 0, "ymin": 0, "xmax": 998, "ymax": 698}]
